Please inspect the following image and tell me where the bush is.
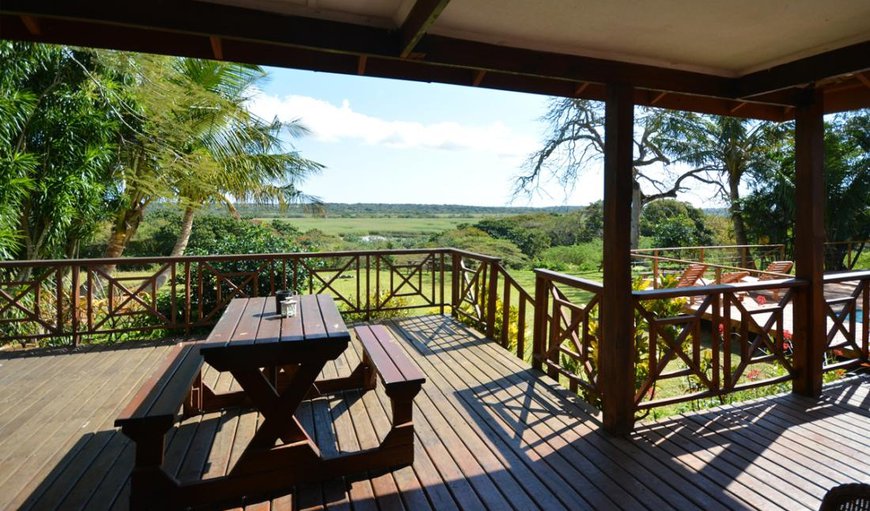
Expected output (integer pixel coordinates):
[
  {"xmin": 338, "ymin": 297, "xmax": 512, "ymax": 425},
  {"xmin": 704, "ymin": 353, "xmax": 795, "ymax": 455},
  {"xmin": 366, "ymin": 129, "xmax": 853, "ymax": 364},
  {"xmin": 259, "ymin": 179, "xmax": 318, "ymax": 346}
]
[
  {"xmin": 340, "ymin": 290, "xmax": 410, "ymax": 322},
  {"xmin": 536, "ymin": 240, "xmax": 603, "ymax": 273}
]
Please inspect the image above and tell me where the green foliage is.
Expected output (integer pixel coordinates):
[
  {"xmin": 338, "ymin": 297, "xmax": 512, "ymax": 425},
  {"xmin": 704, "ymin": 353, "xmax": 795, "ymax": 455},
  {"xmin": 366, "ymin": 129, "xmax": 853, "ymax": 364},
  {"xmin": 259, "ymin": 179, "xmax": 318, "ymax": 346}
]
[
  {"xmin": 340, "ymin": 291, "xmax": 410, "ymax": 323},
  {"xmin": 474, "ymin": 216, "xmax": 552, "ymax": 257},
  {"xmin": 428, "ymin": 227, "xmax": 528, "ymax": 268},
  {"xmin": 0, "ymin": 42, "xmax": 125, "ymax": 260},
  {"xmin": 473, "ymin": 202, "xmax": 604, "ymax": 258},
  {"xmin": 640, "ymin": 199, "xmax": 714, "ymax": 247},
  {"xmin": 743, "ymin": 112, "xmax": 870, "ymax": 269},
  {"xmin": 536, "ymin": 240, "xmax": 603, "ymax": 273}
]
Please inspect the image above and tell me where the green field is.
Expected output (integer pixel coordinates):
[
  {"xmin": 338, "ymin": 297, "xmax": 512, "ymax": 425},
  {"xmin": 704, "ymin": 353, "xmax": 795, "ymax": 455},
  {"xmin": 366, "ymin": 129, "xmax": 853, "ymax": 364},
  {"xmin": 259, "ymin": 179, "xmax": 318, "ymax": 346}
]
[{"xmin": 258, "ymin": 216, "xmax": 492, "ymax": 237}]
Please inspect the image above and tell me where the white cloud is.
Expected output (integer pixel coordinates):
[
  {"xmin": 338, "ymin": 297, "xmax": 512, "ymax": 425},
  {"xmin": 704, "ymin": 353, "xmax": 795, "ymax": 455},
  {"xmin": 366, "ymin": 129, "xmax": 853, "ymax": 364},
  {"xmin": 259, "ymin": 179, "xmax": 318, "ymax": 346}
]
[{"xmin": 247, "ymin": 90, "xmax": 537, "ymax": 158}]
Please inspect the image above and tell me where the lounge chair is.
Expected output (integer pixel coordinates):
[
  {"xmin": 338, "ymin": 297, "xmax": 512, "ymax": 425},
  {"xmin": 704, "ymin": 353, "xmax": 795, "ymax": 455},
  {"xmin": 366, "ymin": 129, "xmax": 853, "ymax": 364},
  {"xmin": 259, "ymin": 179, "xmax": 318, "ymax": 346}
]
[
  {"xmin": 676, "ymin": 263, "xmax": 708, "ymax": 288},
  {"xmin": 756, "ymin": 260, "xmax": 794, "ymax": 300},
  {"xmin": 719, "ymin": 271, "xmax": 750, "ymax": 284},
  {"xmin": 759, "ymin": 260, "xmax": 794, "ymax": 279}
]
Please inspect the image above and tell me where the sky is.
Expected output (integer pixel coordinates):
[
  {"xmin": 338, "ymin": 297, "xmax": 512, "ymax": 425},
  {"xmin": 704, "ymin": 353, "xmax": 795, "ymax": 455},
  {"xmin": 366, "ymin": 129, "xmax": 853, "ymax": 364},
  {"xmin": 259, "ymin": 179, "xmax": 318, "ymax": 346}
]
[{"xmin": 249, "ymin": 67, "xmax": 721, "ymax": 208}]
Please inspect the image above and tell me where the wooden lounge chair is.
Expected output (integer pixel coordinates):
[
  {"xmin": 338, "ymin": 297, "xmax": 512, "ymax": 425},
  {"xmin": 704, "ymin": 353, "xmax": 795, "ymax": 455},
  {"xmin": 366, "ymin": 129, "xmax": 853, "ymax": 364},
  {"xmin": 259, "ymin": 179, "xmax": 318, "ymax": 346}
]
[
  {"xmin": 759, "ymin": 260, "xmax": 794, "ymax": 279},
  {"xmin": 676, "ymin": 263, "xmax": 708, "ymax": 288},
  {"xmin": 819, "ymin": 483, "xmax": 870, "ymax": 511},
  {"xmin": 719, "ymin": 271, "xmax": 750, "ymax": 284},
  {"xmin": 757, "ymin": 260, "xmax": 794, "ymax": 300}
]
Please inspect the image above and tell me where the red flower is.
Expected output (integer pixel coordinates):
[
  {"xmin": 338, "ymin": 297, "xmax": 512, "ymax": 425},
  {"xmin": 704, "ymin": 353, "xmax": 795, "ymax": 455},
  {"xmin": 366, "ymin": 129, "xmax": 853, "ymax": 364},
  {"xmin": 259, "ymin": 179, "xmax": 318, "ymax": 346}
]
[
  {"xmin": 746, "ymin": 369, "xmax": 762, "ymax": 381},
  {"xmin": 783, "ymin": 330, "xmax": 792, "ymax": 341},
  {"xmin": 755, "ymin": 295, "xmax": 767, "ymax": 306},
  {"xmin": 718, "ymin": 323, "xmax": 725, "ymax": 335}
]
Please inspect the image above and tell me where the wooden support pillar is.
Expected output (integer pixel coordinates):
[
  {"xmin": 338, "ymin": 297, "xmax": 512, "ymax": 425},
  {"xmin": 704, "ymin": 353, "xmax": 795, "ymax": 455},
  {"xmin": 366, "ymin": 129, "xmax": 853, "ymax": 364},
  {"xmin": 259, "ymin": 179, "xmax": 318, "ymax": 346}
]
[
  {"xmin": 600, "ymin": 83, "xmax": 636, "ymax": 435},
  {"xmin": 793, "ymin": 88, "xmax": 826, "ymax": 396}
]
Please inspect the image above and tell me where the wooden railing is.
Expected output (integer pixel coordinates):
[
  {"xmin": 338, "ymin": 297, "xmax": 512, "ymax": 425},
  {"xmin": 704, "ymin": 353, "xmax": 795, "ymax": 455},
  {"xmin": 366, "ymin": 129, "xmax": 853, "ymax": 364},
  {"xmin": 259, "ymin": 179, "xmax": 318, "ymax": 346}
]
[
  {"xmin": 631, "ymin": 244, "xmax": 786, "ymax": 275},
  {"xmin": 449, "ymin": 250, "xmax": 536, "ymax": 362},
  {"xmin": 823, "ymin": 270, "xmax": 870, "ymax": 371},
  {"xmin": 0, "ymin": 249, "xmax": 453, "ymax": 345},
  {"xmin": 532, "ymin": 269, "xmax": 603, "ymax": 402},
  {"xmin": 632, "ymin": 278, "xmax": 806, "ymax": 411},
  {"xmin": 632, "ymin": 253, "xmax": 794, "ymax": 288},
  {"xmin": 3, "ymin": 249, "xmax": 865, "ymax": 422}
]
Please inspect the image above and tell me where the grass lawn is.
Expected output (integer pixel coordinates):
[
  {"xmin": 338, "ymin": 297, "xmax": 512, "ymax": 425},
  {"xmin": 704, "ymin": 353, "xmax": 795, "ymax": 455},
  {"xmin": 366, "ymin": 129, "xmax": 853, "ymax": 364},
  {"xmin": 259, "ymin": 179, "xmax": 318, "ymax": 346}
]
[{"xmin": 256, "ymin": 216, "xmax": 491, "ymax": 237}]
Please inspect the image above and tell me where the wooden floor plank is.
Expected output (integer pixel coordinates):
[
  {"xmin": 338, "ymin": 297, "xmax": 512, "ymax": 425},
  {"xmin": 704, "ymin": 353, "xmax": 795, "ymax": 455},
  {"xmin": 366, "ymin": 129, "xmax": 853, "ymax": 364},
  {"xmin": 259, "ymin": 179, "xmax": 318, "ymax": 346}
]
[
  {"xmin": 459, "ymin": 343, "xmax": 717, "ymax": 510},
  {"xmin": 3, "ymin": 344, "xmax": 170, "ymax": 509},
  {"xmin": 0, "ymin": 315, "xmax": 867, "ymax": 511}
]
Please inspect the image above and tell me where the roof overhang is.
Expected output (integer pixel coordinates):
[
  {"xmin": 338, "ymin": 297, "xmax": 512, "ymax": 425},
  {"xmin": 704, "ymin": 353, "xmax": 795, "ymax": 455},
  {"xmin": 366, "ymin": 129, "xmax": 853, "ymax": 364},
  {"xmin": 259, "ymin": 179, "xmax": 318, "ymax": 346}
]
[{"xmin": 1, "ymin": 0, "xmax": 869, "ymax": 121}]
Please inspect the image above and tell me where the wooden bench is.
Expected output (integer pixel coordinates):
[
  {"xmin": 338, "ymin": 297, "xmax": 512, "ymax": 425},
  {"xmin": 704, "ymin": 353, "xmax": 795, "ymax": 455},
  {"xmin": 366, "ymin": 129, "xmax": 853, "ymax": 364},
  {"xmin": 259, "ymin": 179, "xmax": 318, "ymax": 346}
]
[
  {"xmin": 114, "ymin": 342, "xmax": 205, "ymax": 508},
  {"xmin": 351, "ymin": 324, "xmax": 426, "ymax": 464}
]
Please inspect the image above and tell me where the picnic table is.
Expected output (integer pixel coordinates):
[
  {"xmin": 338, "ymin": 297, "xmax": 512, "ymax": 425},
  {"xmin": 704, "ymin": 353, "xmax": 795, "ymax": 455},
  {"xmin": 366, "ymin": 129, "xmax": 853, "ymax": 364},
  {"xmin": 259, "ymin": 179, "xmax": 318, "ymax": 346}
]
[{"xmin": 116, "ymin": 294, "xmax": 424, "ymax": 509}]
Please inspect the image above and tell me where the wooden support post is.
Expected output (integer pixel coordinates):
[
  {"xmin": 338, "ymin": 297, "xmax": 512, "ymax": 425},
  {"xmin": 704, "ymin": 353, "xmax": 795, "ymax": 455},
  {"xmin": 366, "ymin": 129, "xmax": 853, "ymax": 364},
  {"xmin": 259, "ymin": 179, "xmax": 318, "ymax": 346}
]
[
  {"xmin": 600, "ymin": 83, "xmax": 636, "ymax": 435},
  {"xmin": 793, "ymin": 88, "xmax": 826, "ymax": 397}
]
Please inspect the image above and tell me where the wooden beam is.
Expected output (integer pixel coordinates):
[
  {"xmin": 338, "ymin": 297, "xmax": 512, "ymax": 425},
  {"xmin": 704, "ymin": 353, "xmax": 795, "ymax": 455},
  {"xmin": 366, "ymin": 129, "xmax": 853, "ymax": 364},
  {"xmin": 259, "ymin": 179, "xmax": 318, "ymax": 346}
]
[
  {"xmin": 738, "ymin": 41, "xmax": 870, "ymax": 98},
  {"xmin": 399, "ymin": 0, "xmax": 450, "ymax": 58},
  {"xmin": 209, "ymin": 35, "xmax": 223, "ymax": 60},
  {"xmin": 728, "ymin": 102, "xmax": 747, "ymax": 114},
  {"xmin": 357, "ymin": 55, "xmax": 367, "ymax": 75},
  {"xmin": 574, "ymin": 82, "xmax": 590, "ymax": 96},
  {"xmin": 792, "ymin": 88, "xmax": 826, "ymax": 397},
  {"xmin": 856, "ymin": 72, "xmax": 870, "ymax": 89},
  {"xmin": 650, "ymin": 91, "xmax": 667, "ymax": 105},
  {"xmin": 600, "ymin": 83, "xmax": 636, "ymax": 436},
  {"xmin": 0, "ymin": 15, "xmax": 797, "ymax": 121},
  {"xmin": 19, "ymin": 15, "xmax": 41, "ymax": 35},
  {"xmin": 471, "ymin": 70, "xmax": 486, "ymax": 86},
  {"xmin": 0, "ymin": 0, "xmax": 734, "ymax": 98}
]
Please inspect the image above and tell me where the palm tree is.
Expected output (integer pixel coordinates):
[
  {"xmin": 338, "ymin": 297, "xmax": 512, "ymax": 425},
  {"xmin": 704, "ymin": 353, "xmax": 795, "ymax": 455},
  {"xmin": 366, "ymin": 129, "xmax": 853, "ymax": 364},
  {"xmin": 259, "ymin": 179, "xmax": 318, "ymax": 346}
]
[
  {"xmin": 101, "ymin": 56, "xmax": 322, "ymax": 271},
  {"xmin": 660, "ymin": 115, "xmax": 788, "ymax": 248},
  {"xmin": 164, "ymin": 59, "xmax": 322, "ymax": 261}
]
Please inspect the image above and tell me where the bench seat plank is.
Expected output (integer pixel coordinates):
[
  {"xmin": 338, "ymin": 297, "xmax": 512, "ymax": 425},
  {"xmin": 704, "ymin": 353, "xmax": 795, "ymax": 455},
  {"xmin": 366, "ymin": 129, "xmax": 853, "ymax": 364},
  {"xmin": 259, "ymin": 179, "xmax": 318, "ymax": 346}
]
[
  {"xmin": 355, "ymin": 325, "xmax": 405, "ymax": 387},
  {"xmin": 115, "ymin": 343, "xmax": 203, "ymax": 427},
  {"xmin": 355, "ymin": 325, "xmax": 425, "ymax": 388}
]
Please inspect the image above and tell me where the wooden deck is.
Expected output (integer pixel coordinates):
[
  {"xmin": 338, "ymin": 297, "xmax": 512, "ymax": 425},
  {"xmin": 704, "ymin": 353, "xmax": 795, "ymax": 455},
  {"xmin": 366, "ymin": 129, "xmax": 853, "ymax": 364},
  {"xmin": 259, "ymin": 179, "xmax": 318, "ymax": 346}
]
[{"xmin": 0, "ymin": 315, "xmax": 868, "ymax": 510}]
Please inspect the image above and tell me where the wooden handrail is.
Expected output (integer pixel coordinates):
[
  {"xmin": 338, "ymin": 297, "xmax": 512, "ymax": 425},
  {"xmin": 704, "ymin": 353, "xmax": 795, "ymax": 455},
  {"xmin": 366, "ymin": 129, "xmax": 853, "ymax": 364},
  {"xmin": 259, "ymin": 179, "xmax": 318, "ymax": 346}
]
[
  {"xmin": 631, "ymin": 243, "xmax": 784, "ymax": 253},
  {"xmin": 534, "ymin": 268, "xmax": 604, "ymax": 292},
  {"xmin": 631, "ymin": 253, "xmax": 793, "ymax": 279}
]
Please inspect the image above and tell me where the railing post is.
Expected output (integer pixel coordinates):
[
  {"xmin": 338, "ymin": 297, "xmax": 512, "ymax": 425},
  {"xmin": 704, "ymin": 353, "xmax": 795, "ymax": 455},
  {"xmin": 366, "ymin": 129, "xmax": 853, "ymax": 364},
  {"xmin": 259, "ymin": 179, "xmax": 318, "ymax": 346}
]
[
  {"xmin": 451, "ymin": 251, "xmax": 460, "ymax": 317},
  {"xmin": 793, "ymin": 88, "xmax": 826, "ymax": 397},
  {"xmin": 485, "ymin": 260, "xmax": 499, "ymax": 338},
  {"xmin": 70, "ymin": 264, "xmax": 80, "ymax": 347},
  {"xmin": 532, "ymin": 270, "xmax": 549, "ymax": 372},
  {"xmin": 652, "ymin": 250, "xmax": 659, "ymax": 289}
]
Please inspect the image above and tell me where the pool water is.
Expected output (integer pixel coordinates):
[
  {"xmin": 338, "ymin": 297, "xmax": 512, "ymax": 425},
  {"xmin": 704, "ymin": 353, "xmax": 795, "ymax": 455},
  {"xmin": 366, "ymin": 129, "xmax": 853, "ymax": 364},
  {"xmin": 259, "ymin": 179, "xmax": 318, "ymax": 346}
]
[{"xmin": 845, "ymin": 310, "xmax": 864, "ymax": 323}]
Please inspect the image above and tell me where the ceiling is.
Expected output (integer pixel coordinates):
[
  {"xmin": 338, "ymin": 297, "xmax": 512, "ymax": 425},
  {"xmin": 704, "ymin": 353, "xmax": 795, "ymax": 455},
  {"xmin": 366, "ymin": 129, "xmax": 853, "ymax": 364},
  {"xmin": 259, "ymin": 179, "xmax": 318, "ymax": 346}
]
[{"xmin": 1, "ymin": 0, "xmax": 869, "ymax": 120}]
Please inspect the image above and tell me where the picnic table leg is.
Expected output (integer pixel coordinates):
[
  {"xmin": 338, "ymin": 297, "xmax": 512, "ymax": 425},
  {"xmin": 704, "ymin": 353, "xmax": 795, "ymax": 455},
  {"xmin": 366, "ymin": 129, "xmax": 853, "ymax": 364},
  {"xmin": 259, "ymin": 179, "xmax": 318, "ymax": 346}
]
[
  {"xmin": 381, "ymin": 384, "xmax": 421, "ymax": 464},
  {"xmin": 120, "ymin": 421, "xmax": 177, "ymax": 510}
]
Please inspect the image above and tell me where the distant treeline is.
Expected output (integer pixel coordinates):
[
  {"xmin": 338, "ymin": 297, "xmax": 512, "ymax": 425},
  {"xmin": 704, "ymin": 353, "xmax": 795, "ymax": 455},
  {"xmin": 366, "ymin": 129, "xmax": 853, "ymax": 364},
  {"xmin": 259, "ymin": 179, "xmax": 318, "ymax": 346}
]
[{"xmin": 179, "ymin": 202, "xmax": 581, "ymax": 218}]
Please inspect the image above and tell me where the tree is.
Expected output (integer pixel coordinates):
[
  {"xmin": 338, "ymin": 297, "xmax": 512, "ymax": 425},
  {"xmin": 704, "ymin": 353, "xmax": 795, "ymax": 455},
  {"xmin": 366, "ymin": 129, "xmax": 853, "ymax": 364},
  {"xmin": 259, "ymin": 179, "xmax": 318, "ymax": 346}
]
[
  {"xmin": 162, "ymin": 59, "xmax": 322, "ymax": 260},
  {"xmin": 519, "ymin": 98, "xmax": 719, "ymax": 248},
  {"xmin": 0, "ymin": 42, "xmax": 123, "ymax": 262},
  {"xmin": 640, "ymin": 199, "xmax": 713, "ymax": 247},
  {"xmin": 660, "ymin": 115, "xmax": 788, "ymax": 248},
  {"xmin": 100, "ymin": 55, "xmax": 322, "ymax": 269},
  {"xmin": 742, "ymin": 112, "xmax": 869, "ymax": 269}
]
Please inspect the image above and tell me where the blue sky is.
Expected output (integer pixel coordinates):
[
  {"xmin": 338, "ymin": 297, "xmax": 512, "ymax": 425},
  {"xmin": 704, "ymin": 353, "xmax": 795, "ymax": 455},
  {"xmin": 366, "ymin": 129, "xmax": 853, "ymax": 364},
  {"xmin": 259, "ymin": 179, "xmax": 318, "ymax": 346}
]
[
  {"xmin": 250, "ymin": 67, "xmax": 605, "ymax": 207},
  {"xmin": 250, "ymin": 67, "xmax": 720, "ymax": 208}
]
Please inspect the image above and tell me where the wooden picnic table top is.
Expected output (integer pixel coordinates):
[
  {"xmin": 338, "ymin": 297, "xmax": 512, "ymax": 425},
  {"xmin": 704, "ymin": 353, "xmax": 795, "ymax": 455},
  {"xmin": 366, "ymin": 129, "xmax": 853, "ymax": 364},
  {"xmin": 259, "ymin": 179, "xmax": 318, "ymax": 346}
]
[{"xmin": 201, "ymin": 294, "xmax": 351, "ymax": 370}]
